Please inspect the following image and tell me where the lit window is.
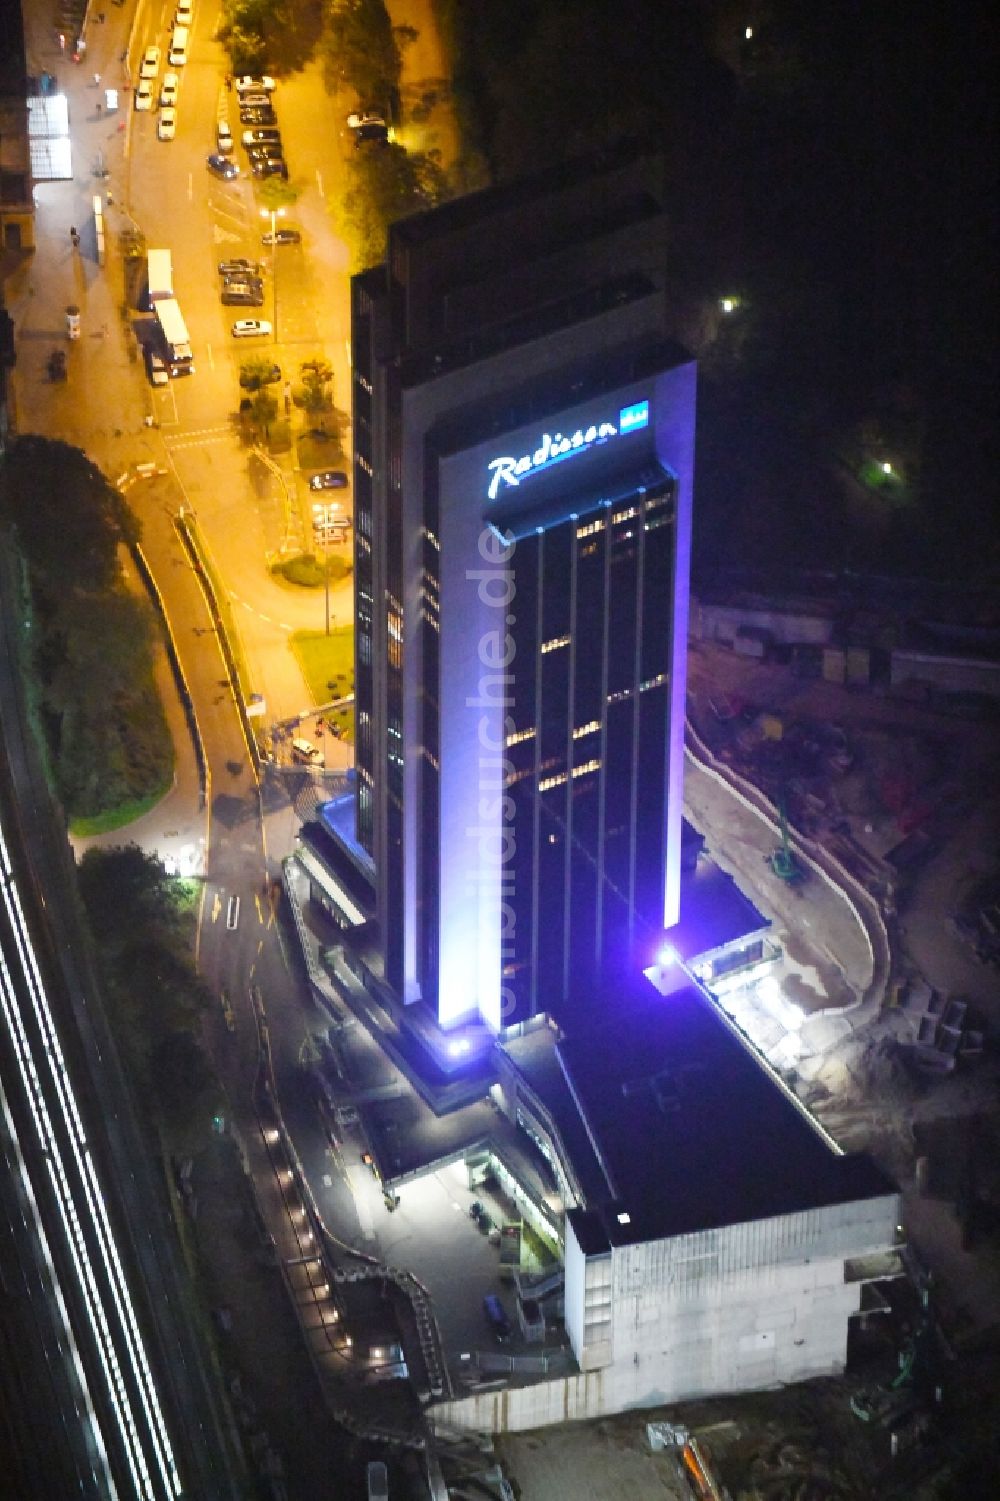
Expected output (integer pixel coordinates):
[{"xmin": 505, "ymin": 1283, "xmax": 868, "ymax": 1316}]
[
  {"xmin": 576, "ymin": 518, "xmax": 605, "ymax": 540},
  {"xmin": 572, "ymin": 720, "xmax": 600, "ymax": 740},
  {"xmin": 572, "ymin": 758, "xmax": 601, "ymax": 779},
  {"xmin": 506, "ymin": 726, "xmax": 536, "ymax": 747},
  {"xmin": 540, "ymin": 634, "xmax": 570, "ymax": 655}
]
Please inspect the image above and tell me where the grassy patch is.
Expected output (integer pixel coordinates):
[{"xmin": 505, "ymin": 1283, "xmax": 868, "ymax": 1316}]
[
  {"xmin": 290, "ymin": 626, "xmax": 355, "ymax": 741},
  {"xmin": 270, "ymin": 552, "xmax": 352, "ymax": 589},
  {"xmin": 296, "ymin": 430, "xmax": 347, "ymax": 474},
  {"xmin": 69, "ymin": 776, "xmax": 173, "ymax": 837}
]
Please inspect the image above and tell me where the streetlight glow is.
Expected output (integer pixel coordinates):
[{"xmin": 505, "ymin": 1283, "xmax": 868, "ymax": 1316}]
[
  {"xmin": 312, "ymin": 501, "xmax": 342, "ymax": 637},
  {"xmin": 260, "ymin": 205, "xmax": 285, "ymax": 342}
]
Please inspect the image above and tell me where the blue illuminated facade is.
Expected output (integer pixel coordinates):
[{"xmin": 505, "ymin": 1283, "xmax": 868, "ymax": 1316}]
[{"xmin": 350, "ymin": 145, "xmax": 694, "ymax": 1034}]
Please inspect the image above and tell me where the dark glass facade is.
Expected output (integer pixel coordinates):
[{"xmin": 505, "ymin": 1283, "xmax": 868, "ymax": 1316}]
[{"xmin": 350, "ymin": 146, "xmax": 693, "ymax": 1031}]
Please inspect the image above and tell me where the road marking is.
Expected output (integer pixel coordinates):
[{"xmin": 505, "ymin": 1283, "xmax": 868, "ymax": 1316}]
[
  {"xmin": 254, "ymin": 892, "xmax": 264, "ymax": 925},
  {"xmin": 163, "ymin": 427, "xmax": 232, "ymax": 452},
  {"xmin": 316, "ymin": 168, "xmax": 323, "ymax": 197},
  {"xmin": 205, "ymin": 342, "xmax": 215, "ymax": 371},
  {"xmin": 188, "ymin": 172, "xmax": 193, "ymax": 202},
  {"xmin": 211, "ymin": 892, "xmax": 221, "ymax": 924},
  {"xmin": 165, "ymin": 424, "xmax": 231, "ymax": 442},
  {"xmin": 226, "ymin": 894, "xmax": 240, "ymax": 930}
]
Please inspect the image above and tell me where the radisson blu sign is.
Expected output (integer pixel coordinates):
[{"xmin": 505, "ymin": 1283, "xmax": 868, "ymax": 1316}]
[{"xmin": 486, "ymin": 399, "xmax": 650, "ymax": 501}]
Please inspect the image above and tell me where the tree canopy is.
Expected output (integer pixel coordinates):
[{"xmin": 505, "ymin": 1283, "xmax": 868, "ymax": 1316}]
[
  {"xmin": 78, "ymin": 847, "xmax": 219, "ymax": 1152},
  {"xmin": 0, "ymin": 436, "xmax": 171, "ymax": 822}
]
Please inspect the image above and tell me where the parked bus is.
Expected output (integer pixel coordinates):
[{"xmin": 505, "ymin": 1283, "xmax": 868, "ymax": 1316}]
[
  {"xmin": 154, "ymin": 297, "xmax": 193, "ymax": 370},
  {"xmin": 146, "ymin": 248, "xmax": 173, "ymax": 305}
]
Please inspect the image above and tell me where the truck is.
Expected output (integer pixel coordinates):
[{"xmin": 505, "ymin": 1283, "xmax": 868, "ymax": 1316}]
[
  {"xmin": 153, "ymin": 297, "xmax": 193, "ymax": 371},
  {"xmin": 146, "ymin": 248, "xmax": 173, "ymax": 305}
]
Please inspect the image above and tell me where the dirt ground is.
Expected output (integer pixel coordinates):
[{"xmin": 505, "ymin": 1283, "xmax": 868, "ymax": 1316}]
[{"xmin": 497, "ymin": 1413, "xmax": 690, "ymax": 1501}]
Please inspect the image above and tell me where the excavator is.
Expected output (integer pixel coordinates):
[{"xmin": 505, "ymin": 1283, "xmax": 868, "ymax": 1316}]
[{"xmin": 767, "ymin": 795, "xmax": 804, "ymax": 885}]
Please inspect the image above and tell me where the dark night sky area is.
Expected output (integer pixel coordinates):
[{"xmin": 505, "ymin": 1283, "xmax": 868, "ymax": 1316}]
[{"xmin": 454, "ymin": 0, "xmax": 999, "ymax": 589}]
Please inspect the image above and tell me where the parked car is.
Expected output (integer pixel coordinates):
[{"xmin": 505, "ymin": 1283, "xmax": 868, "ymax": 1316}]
[
  {"xmin": 206, "ymin": 152, "xmax": 239, "ymax": 179},
  {"xmin": 235, "ymin": 74, "xmax": 275, "ymax": 93},
  {"xmin": 366, "ymin": 1461, "xmax": 389, "ymax": 1501},
  {"xmin": 146, "ymin": 348, "xmax": 170, "ymax": 386},
  {"xmin": 221, "ymin": 284, "xmax": 264, "ymax": 307},
  {"xmin": 160, "ymin": 71, "xmax": 179, "ymax": 107},
  {"xmin": 157, "ymin": 106, "xmax": 177, "ymax": 141},
  {"xmin": 216, "ymin": 120, "xmax": 233, "ymax": 153},
  {"xmin": 354, "ymin": 120, "xmax": 389, "ymax": 147},
  {"xmin": 309, "ymin": 470, "xmax": 348, "ymax": 491},
  {"xmin": 237, "ymin": 91, "xmax": 272, "ymax": 111},
  {"xmin": 483, "ymin": 1294, "xmax": 510, "ymax": 1341},
  {"xmin": 231, "ymin": 319, "xmax": 272, "ymax": 338},
  {"xmin": 291, "ymin": 737, "xmax": 322, "ymax": 765},
  {"xmin": 246, "ymin": 144, "xmax": 283, "ymax": 163},
  {"xmin": 134, "ymin": 79, "xmax": 154, "ymax": 111},
  {"xmin": 347, "ymin": 110, "xmax": 387, "ymax": 131},
  {"xmin": 242, "ymin": 126, "xmax": 281, "ymax": 147},
  {"xmin": 218, "ymin": 257, "xmax": 262, "ymax": 277},
  {"xmin": 221, "ymin": 275, "xmax": 263, "ymax": 294},
  {"xmin": 262, "ymin": 226, "xmax": 301, "ymax": 246},
  {"xmin": 240, "ymin": 362, "xmax": 281, "ymax": 387},
  {"xmin": 251, "ymin": 158, "xmax": 288, "ymax": 180},
  {"xmin": 240, "ymin": 105, "xmax": 277, "ymax": 126},
  {"xmin": 222, "ymin": 277, "xmax": 264, "ymax": 300},
  {"xmin": 139, "ymin": 45, "xmax": 161, "ymax": 79}
]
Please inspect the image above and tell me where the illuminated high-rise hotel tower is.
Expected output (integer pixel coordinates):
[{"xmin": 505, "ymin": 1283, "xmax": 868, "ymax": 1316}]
[{"xmin": 349, "ymin": 144, "xmax": 695, "ymax": 1032}]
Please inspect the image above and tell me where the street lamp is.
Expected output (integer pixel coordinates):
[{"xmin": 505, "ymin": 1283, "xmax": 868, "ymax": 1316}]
[
  {"xmin": 260, "ymin": 206, "xmax": 285, "ymax": 342},
  {"xmin": 312, "ymin": 501, "xmax": 341, "ymax": 636}
]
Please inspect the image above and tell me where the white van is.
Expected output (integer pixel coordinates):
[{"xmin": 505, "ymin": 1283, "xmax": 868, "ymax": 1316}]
[
  {"xmin": 168, "ymin": 25, "xmax": 189, "ymax": 66},
  {"xmin": 366, "ymin": 1462, "xmax": 388, "ymax": 1501}
]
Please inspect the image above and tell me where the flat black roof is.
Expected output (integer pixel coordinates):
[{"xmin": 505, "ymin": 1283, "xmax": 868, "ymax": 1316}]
[
  {"xmin": 562, "ymin": 982, "xmax": 894, "ymax": 1254},
  {"xmin": 667, "ymin": 858, "xmax": 770, "ymax": 962}
]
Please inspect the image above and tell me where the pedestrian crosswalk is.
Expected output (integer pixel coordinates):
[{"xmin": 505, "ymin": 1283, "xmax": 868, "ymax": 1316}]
[{"xmin": 163, "ymin": 424, "xmax": 232, "ymax": 451}]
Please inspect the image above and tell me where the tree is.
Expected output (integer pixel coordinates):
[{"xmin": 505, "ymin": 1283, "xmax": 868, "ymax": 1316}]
[
  {"xmin": 257, "ymin": 177, "xmax": 299, "ymax": 217},
  {"xmin": 296, "ymin": 357, "xmax": 334, "ymax": 424},
  {"xmin": 0, "ymin": 436, "xmax": 139, "ymax": 597},
  {"xmin": 78, "ymin": 845, "xmax": 189, "ymax": 950},
  {"xmin": 251, "ymin": 388, "xmax": 279, "ymax": 439},
  {"xmin": 322, "ymin": 0, "xmax": 400, "ymax": 104},
  {"xmin": 151, "ymin": 1032, "xmax": 220, "ymax": 1153},
  {"xmin": 240, "ymin": 356, "xmax": 281, "ymax": 391},
  {"xmin": 341, "ymin": 144, "xmax": 447, "ymax": 268}
]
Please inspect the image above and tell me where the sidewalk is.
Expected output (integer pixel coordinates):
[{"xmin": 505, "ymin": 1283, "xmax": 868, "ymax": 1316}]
[{"xmin": 13, "ymin": 3, "xmax": 150, "ymax": 465}]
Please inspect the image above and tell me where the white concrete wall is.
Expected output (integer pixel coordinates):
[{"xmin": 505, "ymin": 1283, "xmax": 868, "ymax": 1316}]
[
  {"xmin": 693, "ymin": 601, "xmax": 834, "ymax": 647},
  {"xmin": 890, "ymin": 649, "xmax": 1000, "ymax": 699},
  {"xmin": 432, "ymin": 1193, "xmax": 900, "ymax": 1434},
  {"xmin": 563, "ymin": 1219, "xmax": 585, "ymax": 1360}
]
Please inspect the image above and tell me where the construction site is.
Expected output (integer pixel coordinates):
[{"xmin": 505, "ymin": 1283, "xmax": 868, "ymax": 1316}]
[{"xmin": 445, "ymin": 625, "xmax": 1000, "ymax": 1501}]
